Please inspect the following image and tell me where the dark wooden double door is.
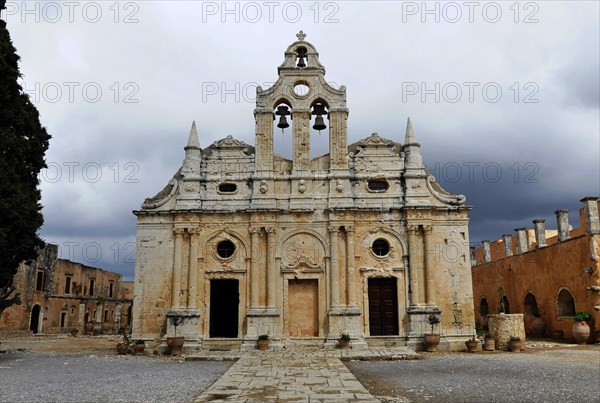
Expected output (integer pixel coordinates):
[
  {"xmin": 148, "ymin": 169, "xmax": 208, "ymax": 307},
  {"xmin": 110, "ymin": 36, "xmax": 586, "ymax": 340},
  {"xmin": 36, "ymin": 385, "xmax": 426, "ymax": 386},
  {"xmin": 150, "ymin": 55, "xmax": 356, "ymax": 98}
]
[{"xmin": 368, "ymin": 278, "xmax": 399, "ymax": 336}]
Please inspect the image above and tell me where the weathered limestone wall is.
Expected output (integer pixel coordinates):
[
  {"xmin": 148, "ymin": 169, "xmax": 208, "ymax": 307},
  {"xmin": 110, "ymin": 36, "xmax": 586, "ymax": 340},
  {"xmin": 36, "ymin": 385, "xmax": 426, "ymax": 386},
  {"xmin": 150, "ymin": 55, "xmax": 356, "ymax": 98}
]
[{"xmin": 488, "ymin": 314, "xmax": 526, "ymax": 350}]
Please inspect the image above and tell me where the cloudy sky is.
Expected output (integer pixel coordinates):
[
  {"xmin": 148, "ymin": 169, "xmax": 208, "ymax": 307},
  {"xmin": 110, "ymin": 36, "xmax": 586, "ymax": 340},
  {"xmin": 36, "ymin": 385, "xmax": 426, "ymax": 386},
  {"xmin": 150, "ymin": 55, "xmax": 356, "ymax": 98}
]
[{"xmin": 3, "ymin": 1, "xmax": 599, "ymax": 280}]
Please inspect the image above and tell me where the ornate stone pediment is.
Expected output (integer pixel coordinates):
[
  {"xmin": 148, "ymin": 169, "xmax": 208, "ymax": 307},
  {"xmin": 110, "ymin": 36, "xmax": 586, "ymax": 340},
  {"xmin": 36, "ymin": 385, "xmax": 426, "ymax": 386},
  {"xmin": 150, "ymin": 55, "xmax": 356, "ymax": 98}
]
[{"xmin": 280, "ymin": 233, "xmax": 324, "ymax": 270}]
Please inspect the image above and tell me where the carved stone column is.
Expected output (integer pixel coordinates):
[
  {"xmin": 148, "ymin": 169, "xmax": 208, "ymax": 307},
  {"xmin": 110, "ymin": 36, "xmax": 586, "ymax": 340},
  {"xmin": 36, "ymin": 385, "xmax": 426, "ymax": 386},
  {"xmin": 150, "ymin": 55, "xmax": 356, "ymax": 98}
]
[
  {"xmin": 345, "ymin": 226, "xmax": 356, "ymax": 306},
  {"xmin": 292, "ymin": 110, "xmax": 311, "ymax": 172},
  {"xmin": 187, "ymin": 228, "xmax": 200, "ymax": 308},
  {"xmin": 172, "ymin": 228, "xmax": 185, "ymax": 309},
  {"xmin": 329, "ymin": 226, "xmax": 340, "ymax": 308},
  {"xmin": 254, "ymin": 110, "xmax": 274, "ymax": 173},
  {"xmin": 407, "ymin": 225, "xmax": 421, "ymax": 307},
  {"xmin": 249, "ymin": 227, "xmax": 261, "ymax": 309},
  {"xmin": 328, "ymin": 109, "xmax": 349, "ymax": 170},
  {"xmin": 265, "ymin": 227, "xmax": 277, "ymax": 309},
  {"xmin": 423, "ymin": 225, "xmax": 436, "ymax": 307}
]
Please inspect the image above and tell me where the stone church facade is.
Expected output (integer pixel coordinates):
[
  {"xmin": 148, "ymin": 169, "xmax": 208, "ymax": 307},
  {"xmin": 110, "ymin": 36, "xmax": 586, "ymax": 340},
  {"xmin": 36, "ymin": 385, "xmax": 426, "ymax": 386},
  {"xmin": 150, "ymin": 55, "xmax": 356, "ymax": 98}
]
[{"xmin": 132, "ymin": 33, "xmax": 474, "ymax": 351}]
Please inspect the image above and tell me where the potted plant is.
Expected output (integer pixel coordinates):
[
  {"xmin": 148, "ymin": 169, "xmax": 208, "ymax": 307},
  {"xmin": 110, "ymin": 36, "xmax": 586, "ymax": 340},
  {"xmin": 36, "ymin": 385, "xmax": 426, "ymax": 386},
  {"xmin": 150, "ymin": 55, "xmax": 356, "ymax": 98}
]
[
  {"xmin": 424, "ymin": 314, "xmax": 441, "ymax": 352},
  {"xmin": 338, "ymin": 332, "xmax": 351, "ymax": 349},
  {"xmin": 133, "ymin": 339, "xmax": 145, "ymax": 355},
  {"xmin": 531, "ymin": 309, "xmax": 546, "ymax": 337},
  {"xmin": 465, "ymin": 335, "xmax": 478, "ymax": 353},
  {"xmin": 116, "ymin": 329, "xmax": 130, "ymax": 355},
  {"xmin": 70, "ymin": 328, "xmax": 79, "ymax": 337},
  {"xmin": 483, "ymin": 333, "xmax": 496, "ymax": 351},
  {"xmin": 166, "ymin": 316, "xmax": 185, "ymax": 355},
  {"xmin": 257, "ymin": 334, "xmax": 270, "ymax": 350},
  {"xmin": 572, "ymin": 312, "xmax": 591, "ymax": 345},
  {"xmin": 508, "ymin": 336, "xmax": 522, "ymax": 352}
]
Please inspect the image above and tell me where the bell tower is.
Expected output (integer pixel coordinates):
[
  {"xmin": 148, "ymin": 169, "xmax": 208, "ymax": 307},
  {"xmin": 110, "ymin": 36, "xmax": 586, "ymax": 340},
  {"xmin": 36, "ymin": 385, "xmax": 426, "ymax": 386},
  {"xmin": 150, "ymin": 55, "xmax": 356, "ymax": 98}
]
[{"xmin": 251, "ymin": 31, "xmax": 351, "ymax": 210}]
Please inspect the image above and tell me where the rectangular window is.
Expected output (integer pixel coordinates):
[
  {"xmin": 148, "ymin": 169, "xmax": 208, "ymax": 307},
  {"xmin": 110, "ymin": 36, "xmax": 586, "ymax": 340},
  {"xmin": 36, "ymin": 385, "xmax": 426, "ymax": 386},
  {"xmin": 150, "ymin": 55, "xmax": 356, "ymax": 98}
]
[
  {"xmin": 70, "ymin": 307, "xmax": 75, "ymax": 316},
  {"xmin": 93, "ymin": 310, "xmax": 97, "ymax": 321},
  {"xmin": 108, "ymin": 282, "xmax": 114, "ymax": 298},
  {"xmin": 60, "ymin": 312, "xmax": 67, "ymax": 328},
  {"xmin": 36, "ymin": 271, "xmax": 44, "ymax": 291},
  {"xmin": 65, "ymin": 276, "xmax": 72, "ymax": 294},
  {"xmin": 104, "ymin": 310, "xmax": 109, "ymax": 322},
  {"xmin": 89, "ymin": 279, "xmax": 95, "ymax": 296}
]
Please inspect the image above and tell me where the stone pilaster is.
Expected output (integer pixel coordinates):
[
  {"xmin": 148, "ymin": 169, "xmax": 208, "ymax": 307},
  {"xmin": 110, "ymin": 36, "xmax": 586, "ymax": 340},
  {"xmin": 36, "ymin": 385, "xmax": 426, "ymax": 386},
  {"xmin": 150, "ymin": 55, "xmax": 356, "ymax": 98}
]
[
  {"xmin": 423, "ymin": 225, "xmax": 437, "ymax": 308},
  {"xmin": 533, "ymin": 219, "xmax": 547, "ymax": 248},
  {"xmin": 345, "ymin": 226, "xmax": 357, "ymax": 307},
  {"xmin": 482, "ymin": 240, "xmax": 491, "ymax": 262},
  {"xmin": 328, "ymin": 225, "xmax": 340, "ymax": 308},
  {"xmin": 502, "ymin": 234, "xmax": 513, "ymax": 257},
  {"xmin": 187, "ymin": 228, "xmax": 200, "ymax": 308},
  {"xmin": 515, "ymin": 228, "xmax": 528, "ymax": 254},
  {"xmin": 254, "ymin": 110, "xmax": 274, "ymax": 173},
  {"xmin": 581, "ymin": 197, "xmax": 600, "ymax": 234},
  {"xmin": 407, "ymin": 225, "xmax": 422, "ymax": 307},
  {"xmin": 555, "ymin": 209, "xmax": 570, "ymax": 241},
  {"xmin": 265, "ymin": 227, "xmax": 278, "ymax": 311},
  {"xmin": 292, "ymin": 110, "xmax": 311, "ymax": 173},
  {"xmin": 328, "ymin": 109, "xmax": 349, "ymax": 170},
  {"xmin": 249, "ymin": 227, "xmax": 261, "ymax": 309}
]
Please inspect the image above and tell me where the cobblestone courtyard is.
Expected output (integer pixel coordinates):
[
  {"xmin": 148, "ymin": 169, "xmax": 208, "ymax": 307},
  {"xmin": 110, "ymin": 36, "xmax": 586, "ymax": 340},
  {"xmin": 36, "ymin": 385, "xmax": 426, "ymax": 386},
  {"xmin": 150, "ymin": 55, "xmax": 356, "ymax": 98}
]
[{"xmin": 1, "ymin": 336, "xmax": 599, "ymax": 402}]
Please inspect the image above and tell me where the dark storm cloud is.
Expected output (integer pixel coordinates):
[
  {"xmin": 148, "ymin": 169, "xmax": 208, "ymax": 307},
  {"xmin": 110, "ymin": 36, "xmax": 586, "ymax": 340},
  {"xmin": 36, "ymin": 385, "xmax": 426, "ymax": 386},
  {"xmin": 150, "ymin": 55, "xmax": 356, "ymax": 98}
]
[{"xmin": 4, "ymin": 1, "xmax": 598, "ymax": 280}]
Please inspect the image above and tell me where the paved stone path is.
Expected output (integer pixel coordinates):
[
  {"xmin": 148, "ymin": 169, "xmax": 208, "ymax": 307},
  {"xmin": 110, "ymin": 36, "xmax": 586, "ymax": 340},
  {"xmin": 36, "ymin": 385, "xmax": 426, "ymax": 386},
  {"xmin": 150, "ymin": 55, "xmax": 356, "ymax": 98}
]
[{"xmin": 193, "ymin": 348, "xmax": 416, "ymax": 402}]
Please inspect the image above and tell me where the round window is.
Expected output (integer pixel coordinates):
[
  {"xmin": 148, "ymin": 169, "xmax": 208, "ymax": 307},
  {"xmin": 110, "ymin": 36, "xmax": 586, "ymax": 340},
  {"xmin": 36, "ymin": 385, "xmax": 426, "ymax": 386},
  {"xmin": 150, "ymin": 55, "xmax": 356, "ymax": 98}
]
[
  {"xmin": 372, "ymin": 239, "xmax": 390, "ymax": 257},
  {"xmin": 293, "ymin": 83, "xmax": 310, "ymax": 97},
  {"xmin": 217, "ymin": 240, "xmax": 236, "ymax": 259}
]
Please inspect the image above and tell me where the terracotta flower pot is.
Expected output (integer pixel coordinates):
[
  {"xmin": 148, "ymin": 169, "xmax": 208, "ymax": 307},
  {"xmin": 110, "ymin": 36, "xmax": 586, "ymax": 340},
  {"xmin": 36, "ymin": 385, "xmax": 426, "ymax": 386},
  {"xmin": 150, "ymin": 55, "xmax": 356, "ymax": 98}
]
[
  {"xmin": 572, "ymin": 321, "xmax": 590, "ymax": 345},
  {"xmin": 465, "ymin": 339, "xmax": 478, "ymax": 352},
  {"xmin": 257, "ymin": 339, "xmax": 270, "ymax": 350},
  {"xmin": 424, "ymin": 334, "xmax": 440, "ymax": 352},
  {"xmin": 484, "ymin": 338, "xmax": 495, "ymax": 351},
  {"xmin": 339, "ymin": 339, "xmax": 350, "ymax": 349},
  {"xmin": 133, "ymin": 344, "xmax": 145, "ymax": 355},
  {"xmin": 116, "ymin": 343, "xmax": 128, "ymax": 355},
  {"xmin": 508, "ymin": 340, "xmax": 522, "ymax": 352},
  {"xmin": 166, "ymin": 336, "xmax": 185, "ymax": 355}
]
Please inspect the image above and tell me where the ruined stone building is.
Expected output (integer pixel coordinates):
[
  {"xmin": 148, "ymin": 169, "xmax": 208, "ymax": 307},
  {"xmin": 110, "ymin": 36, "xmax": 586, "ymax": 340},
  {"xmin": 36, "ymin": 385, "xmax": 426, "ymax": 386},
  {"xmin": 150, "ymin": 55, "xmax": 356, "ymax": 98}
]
[
  {"xmin": 133, "ymin": 32, "xmax": 474, "ymax": 351},
  {"xmin": 1, "ymin": 243, "xmax": 133, "ymax": 336},
  {"xmin": 471, "ymin": 197, "xmax": 600, "ymax": 343}
]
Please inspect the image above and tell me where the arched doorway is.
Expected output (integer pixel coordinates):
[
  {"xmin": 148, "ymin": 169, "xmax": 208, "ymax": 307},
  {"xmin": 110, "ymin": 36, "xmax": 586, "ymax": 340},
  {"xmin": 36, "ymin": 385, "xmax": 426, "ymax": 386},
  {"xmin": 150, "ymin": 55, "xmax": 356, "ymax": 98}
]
[
  {"xmin": 524, "ymin": 292, "xmax": 539, "ymax": 316},
  {"xmin": 30, "ymin": 305, "xmax": 41, "ymax": 334}
]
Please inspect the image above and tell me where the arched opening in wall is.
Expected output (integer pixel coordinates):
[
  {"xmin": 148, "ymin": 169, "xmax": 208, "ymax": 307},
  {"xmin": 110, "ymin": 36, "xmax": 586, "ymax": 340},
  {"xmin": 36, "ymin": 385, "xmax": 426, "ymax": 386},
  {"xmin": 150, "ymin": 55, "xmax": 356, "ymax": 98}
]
[
  {"xmin": 127, "ymin": 305, "xmax": 133, "ymax": 326},
  {"xmin": 84, "ymin": 312, "xmax": 90, "ymax": 334},
  {"xmin": 310, "ymin": 101, "xmax": 329, "ymax": 160},
  {"xmin": 30, "ymin": 305, "xmax": 41, "ymax": 334},
  {"xmin": 295, "ymin": 46, "xmax": 308, "ymax": 68},
  {"xmin": 273, "ymin": 101, "xmax": 293, "ymax": 160},
  {"xmin": 557, "ymin": 288, "xmax": 575, "ymax": 318},
  {"xmin": 499, "ymin": 295, "xmax": 510, "ymax": 314},
  {"xmin": 479, "ymin": 297, "xmax": 489, "ymax": 330},
  {"xmin": 524, "ymin": 292, "xmax": 539, "ymax": 316}
]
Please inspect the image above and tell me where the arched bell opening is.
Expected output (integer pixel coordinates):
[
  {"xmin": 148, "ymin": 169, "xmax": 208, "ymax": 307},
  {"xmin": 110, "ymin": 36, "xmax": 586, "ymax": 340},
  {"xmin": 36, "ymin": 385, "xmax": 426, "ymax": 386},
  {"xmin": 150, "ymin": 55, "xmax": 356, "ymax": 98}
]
[
  {"xmin": 309, "ymin": 100, "xmax": 329, "ymax": 159},
  {"xmin": 273, "ymin": 101, "xmax": 293, "ymax": 160}
]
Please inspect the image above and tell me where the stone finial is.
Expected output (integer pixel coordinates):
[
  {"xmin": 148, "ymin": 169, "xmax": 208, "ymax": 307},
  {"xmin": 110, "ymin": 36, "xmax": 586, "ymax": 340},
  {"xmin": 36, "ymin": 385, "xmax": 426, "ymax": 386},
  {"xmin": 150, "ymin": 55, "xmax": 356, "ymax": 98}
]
[
  {"xmin": 533, "ymin": 219, "xmax": 547, "ymax": 248},
  {"xmin": 580, "ymin": 197, "xmax": 600, "ymax": 234},
  {"xmin": 404, "ymin": 117, "xmax": 418, "ymax": 145},
  {"xmin": 515, "ymin": 228, "xmax": 528, "ymax": 254},
  {"xmin": 555, "ymin": 209, "xmax": 570, "ymax": 242},
  {"xmin": 296, "ymin": 30, "xmax": 306, "ymax": 42},
  {"xmin": 185, "ymin": 121, "xmax": 200, "ymax": 149},
  {"xmin": 502, "ymin": 234, "xmax": 513, "ymax": 257},
  {"xmin": 469, "ymin": 246, "xmax": 477, "ymax": 267},
  {"xmin": 482, "ymin": 240, "xmax": 491, "ymax": 263}
]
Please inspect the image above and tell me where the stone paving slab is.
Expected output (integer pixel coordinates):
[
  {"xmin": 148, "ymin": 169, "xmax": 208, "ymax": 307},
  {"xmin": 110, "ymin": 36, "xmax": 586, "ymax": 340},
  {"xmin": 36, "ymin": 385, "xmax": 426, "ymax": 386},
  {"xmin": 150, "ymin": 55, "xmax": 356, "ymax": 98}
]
[{"xmin": 194, "ymin": 350, "xmax": 385, "ymax": 402}]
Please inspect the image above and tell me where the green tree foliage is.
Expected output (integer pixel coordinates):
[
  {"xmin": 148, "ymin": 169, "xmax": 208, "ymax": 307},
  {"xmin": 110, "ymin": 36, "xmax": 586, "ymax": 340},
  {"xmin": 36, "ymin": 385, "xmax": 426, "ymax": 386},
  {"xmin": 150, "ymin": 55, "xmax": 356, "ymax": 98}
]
[{"xmin": 0, "ymin": 0, "xmax": 51, "ymax": 302}]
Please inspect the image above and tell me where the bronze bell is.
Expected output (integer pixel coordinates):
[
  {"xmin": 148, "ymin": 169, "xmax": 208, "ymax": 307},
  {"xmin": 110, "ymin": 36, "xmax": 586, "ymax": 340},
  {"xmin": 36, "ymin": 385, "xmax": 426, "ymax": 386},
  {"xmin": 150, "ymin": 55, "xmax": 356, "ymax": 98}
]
[
  {"xmin": 276, "ymin": 105, "xmax": 290, "ymax": 131},
  {"xmin": 297, "ymin": 56, "xmax": 306, "ymax": 68},
  {"xmin": 313, "ymin": 115, "xmax": 326, "ymax": 131}
]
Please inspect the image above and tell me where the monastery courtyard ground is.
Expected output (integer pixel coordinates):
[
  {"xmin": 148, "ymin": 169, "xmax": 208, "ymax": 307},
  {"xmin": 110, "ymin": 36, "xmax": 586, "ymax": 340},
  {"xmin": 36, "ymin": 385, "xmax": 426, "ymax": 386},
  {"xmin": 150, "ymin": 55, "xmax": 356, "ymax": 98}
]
[{"xmin": 0, "ymin": 335, "xmax": 598, "ymax": 402}]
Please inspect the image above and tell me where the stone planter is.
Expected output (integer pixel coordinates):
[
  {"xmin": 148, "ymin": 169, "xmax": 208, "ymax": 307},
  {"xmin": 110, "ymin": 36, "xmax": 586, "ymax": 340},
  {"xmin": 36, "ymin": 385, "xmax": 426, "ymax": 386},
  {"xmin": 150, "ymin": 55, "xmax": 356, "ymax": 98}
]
[
  {"xmin": 424, "ymin": 334, "xmax": 440, "ymax": 352},
  {"xmin": 166, "ymin": 336, "xmax": 185, "ymax": 355},
  {"xmin": 572, "ymin": 321, "xmax": 590, "ymax": 345},
  {"xmin": 483, "ymin": 338, "xmax": 495, "ymax": 351},
  {"xmin": 465, "ymin": 339, "xmax": 478, "ymax": 353}
]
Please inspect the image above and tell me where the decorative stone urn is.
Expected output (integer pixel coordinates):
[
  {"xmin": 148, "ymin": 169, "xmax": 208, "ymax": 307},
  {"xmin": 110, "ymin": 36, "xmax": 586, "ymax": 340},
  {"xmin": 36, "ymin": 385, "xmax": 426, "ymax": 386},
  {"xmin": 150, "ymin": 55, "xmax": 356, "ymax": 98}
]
[{"xmin": 572, "ymin": 321, "xmax": 590, "ymax": 345}]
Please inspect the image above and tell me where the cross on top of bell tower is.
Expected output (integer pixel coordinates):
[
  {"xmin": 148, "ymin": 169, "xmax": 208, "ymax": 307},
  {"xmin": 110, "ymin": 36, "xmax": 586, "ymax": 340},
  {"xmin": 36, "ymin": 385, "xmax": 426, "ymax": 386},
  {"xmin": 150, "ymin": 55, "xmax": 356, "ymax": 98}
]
[{"xmin": 296, "ymin": 30, "xmax": 306, "ymax": 42}]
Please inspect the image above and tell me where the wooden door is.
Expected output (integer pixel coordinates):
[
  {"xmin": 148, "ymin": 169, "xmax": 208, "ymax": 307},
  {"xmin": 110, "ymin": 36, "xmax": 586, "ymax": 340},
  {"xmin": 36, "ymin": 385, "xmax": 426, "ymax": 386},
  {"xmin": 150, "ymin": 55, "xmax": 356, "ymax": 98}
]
[
  {"xmin": 368, "ymin": 278, "xmax": 399, "ymax": 336},
  {"xmin": 209, "ymin": 280, "xmax": 239, "ymax": 338}
]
